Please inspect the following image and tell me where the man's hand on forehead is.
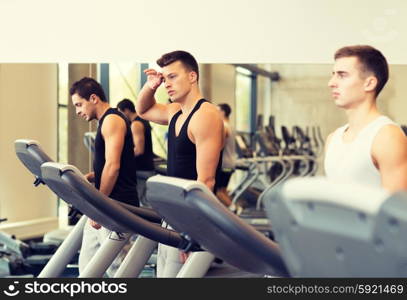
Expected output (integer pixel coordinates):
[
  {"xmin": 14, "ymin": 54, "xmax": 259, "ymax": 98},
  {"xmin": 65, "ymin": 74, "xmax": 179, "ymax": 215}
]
[
  {"xmin": 144, "ymin": 68, "xmax": 164, "ymax": 90},
  {"xmin": 144, "ymin": 68, "xmax": 162, "ymax": 76}
]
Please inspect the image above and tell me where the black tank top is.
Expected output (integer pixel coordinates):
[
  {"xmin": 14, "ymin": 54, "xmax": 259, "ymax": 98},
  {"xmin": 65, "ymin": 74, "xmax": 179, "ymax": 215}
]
[
  {"xmin": 94, "ymin": 108, "xmax": 139, "ymax": 206},
  {"xmin": 133, "ymin": 116, "xmax": 154, "ymax": 171},
  {"xmin": 167, "ymin": 99, "xmax": 222, "ymax": 190}
]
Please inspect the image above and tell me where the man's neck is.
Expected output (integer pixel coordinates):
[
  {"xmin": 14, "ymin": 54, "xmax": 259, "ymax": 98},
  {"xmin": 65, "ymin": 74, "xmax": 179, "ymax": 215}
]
[
  {"xmin": 129, "ymin": 111, "xmax": 138, "ymax": 121},
  {"xmin": 345, "ymin": 97, "xmax": 380, "ymax": 132},
  {"xmin": 95, "ymin": 102, "xmax": 111, "ymax": 120},
  {"xmin": 179, "ymin": 88, "xmax": 203, "ymax": 115}
]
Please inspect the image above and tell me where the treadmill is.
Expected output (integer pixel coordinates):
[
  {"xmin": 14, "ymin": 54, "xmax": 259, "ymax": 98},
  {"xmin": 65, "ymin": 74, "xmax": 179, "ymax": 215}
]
[
  {"xmin": 264, "ymin": 176, "xmax": 407, "ymax": 277},
  {"xmin": 15, "ymin": 139, "xmax": 167, "ymax": 277},
  {"xmin": 41, "ymin": 160, "xmax": 262, "ymax": 278},
  {"xmin": 147, "ymin": 174, "xmax": 407, "ymax": 277},
  {"xmin": 147, "ymin": 175, "xmax": 289, "ymax": 277},
  {"xmin": 14, "ymin": 139, "xmax": 77, "ymax": 276}
]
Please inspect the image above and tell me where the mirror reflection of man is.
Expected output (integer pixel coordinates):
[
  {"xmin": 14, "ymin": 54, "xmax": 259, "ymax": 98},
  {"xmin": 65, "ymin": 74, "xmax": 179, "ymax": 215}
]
[{"xmin": 117, "ymin": 98, "xmax": 155, "ymax": 206}]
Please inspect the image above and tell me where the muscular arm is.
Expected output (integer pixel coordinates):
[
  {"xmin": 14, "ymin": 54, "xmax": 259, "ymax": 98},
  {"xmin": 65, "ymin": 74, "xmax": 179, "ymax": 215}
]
[
  {"xmin": 372, "ymin": 125, "xmax": 407, "ymax": 192},
  {"xmin": 136, "ymin": 84, "xmax": 170, "ymax": 125},
  {"xmin": 190, "ymin": 105, "xmax": 224, "ymax": 191},
  {"xmin": 131, "ymin": 121, "xmax": 145, "ymax": 156},
  {"xmin": 99, "ymin": 114, "xmax": 126, "ymax": 197}
]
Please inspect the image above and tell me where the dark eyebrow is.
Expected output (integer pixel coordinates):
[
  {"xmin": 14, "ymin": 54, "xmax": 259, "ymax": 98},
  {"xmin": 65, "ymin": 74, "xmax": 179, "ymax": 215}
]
[
  {"xmin": 163, "ymin": 72, "xmax": 176, "ymax": 82},
  {"xmin": 333, "ymin": 70, "xmax": 348, "ymax": 75}
]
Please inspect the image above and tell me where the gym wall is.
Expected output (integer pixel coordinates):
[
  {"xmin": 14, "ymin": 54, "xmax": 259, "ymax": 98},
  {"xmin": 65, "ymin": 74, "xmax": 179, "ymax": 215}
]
[
  {"xmin": 202, "ymin": 64, "xmax": 236, "ymax": 127},
  {"xmin": 0, "ymin": 64, "xmax": 58, "ymax": 238}
]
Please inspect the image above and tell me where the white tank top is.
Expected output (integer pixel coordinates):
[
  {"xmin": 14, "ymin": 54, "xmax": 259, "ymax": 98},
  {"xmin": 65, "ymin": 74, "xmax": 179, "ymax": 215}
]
[{"xmin": 324, "ymin": 115, "xmax": 398, "ymax": 189}]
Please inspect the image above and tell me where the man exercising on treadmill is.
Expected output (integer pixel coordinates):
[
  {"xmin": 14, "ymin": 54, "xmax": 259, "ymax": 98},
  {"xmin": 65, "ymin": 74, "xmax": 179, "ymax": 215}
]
[
  {"xmin": 325, "ymin": 45, "xmax": 407, "ymax": 192},
  {"xmin": 70, "ymin": 77, "xmax": 138, "ymax": 276},
  {"xmin": 136, "ymin": 50, "xmax": 224, "ymax": 277}
]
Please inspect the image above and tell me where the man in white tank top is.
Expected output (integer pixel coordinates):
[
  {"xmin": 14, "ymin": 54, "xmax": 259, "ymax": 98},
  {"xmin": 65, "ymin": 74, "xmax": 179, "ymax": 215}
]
[{"xmin": 325, "ymin": 45, "xmax": 407, "ymax": 192}]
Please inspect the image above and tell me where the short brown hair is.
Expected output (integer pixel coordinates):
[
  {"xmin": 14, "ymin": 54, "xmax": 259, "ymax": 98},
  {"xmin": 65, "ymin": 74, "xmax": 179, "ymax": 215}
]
[
  {"xmin": 334, "ymin": 45, "xmax": 389, "ymax": 96},
  {"xmin": 157, "ymin": 50, "xmax": 199, "ymax": 81},
  {"xmin": 69, "ymin": 77, "xmax": 107, "ymax": 102},
  {"xmin": 218, "ymin": 103, "xmax": 231, "ymax": 118}
]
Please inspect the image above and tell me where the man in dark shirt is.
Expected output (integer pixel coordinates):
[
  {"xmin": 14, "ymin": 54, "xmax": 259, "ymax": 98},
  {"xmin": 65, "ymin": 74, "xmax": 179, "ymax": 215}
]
[
  {"xmin": 136, "ymin": 51, "xmax": 224, "ymax": 277},
  {"xmin": 70, "ymin": 77, "xmax": 138, "ymax": 276},
  {"xmin": 117, "ymin": 98, "xmax": 155, "ymax": 206}
]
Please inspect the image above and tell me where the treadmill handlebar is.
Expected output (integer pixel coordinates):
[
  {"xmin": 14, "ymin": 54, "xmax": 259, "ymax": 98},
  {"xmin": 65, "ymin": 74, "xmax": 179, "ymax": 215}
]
[
  {"xmin": 118, "ymin": 202, "xmax": 162, "ymax": 224},
  {"xmin": 40, "ymin": 162, "xmax": 201, "ymax": 251}
]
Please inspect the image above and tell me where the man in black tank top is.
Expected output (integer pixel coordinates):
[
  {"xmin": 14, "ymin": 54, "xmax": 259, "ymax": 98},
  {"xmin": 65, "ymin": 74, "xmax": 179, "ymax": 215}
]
[
  {"xmin": 136, "ymin": 51, "xmax": 224, "ymax": 277},
  {"xmin": 70, "ymin": 77, "xmax": 138, "ymax": 276},
  {"xmin": 117, "ymin": 98, "xmax": 155, "ymax": 206}
]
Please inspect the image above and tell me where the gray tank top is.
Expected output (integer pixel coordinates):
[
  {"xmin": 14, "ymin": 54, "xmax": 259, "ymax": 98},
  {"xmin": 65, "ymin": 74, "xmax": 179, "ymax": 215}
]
[{"xmin": 222, "ymin": 121, "xmax": 237, "ymax": 170}]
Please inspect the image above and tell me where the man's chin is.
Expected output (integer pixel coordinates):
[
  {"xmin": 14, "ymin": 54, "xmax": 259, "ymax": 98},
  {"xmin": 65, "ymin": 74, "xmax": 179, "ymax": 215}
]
[{"xmin": 334, "ymin": 100, "xmax": 348, "ymax": 109}]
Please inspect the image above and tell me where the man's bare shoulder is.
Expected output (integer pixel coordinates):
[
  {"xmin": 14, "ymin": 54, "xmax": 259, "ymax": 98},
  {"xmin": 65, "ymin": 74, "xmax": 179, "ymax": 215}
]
[
  {"xmin": 189, "ymin": 102, "xmax": 223, "ymax": 138},
  {"xmin": 101, "ymin": 114, "xmax": 126, "ymax": 140},
  {"xmin": 372, "ymin": 124, "xmax": 407, "ymax": 167},
  {"xmin": 194, "ymin": 102, "xmax": 223, "ymax": 120},
  {"xmin": 131, "ymin": 119, "xmax": 144, "ymax": 131},
  {"xmin": 103, "ymin": 113, "xmax": 126, "ymax": 128},
  {"xmin": 374, "ymin": 124, "xmax": 407, "ymax": 147}
]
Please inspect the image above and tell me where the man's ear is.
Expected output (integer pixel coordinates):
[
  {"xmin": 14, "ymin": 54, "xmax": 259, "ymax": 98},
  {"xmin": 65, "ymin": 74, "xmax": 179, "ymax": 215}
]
[
  {"xmin": 364, "ymin": 76, "xmax": 378, "ymax": 93},
  {"xmin": 89, "ymin": 94, "xmax": 98, "ymax": 104},
  {"xmin": 189, "ymin": 71, "xmax": 198, "ymax": 84}
]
